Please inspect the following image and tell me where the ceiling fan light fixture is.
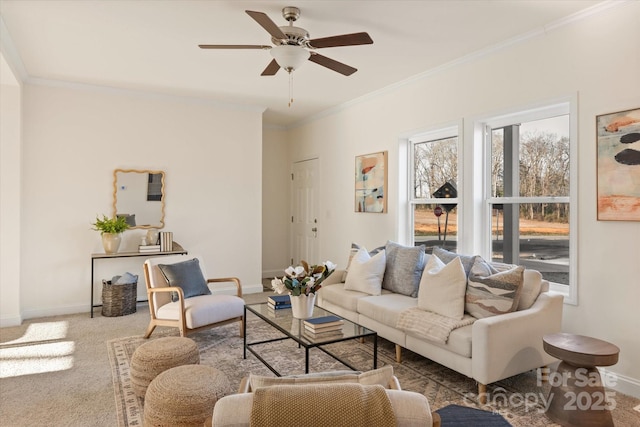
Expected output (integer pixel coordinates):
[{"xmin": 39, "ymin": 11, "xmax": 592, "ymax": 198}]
[{"xmin": 270, "ymin": 45, "xmax": 310, "ymax": 72}]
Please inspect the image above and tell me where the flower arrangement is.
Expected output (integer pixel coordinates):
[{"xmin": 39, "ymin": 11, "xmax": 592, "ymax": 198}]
[{"xmin": 271, "ymin": 260, "xmax": 337, "ymax": 297}]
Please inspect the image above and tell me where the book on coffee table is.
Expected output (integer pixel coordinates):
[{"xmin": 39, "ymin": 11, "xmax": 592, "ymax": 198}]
[
  {"xmin": 303, "ymin": 315, "xmax": 344, "ymax": 331},
  {"xmin": 267, "ymin": 295, "xmax": 291, "ymax": 307},
  {"xmin": 303, "ymin": 329, "xmax": 344, "ymax": 340}
]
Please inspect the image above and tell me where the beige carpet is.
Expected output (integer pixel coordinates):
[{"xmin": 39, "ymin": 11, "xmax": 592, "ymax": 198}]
[{"xmin": 107, "ymin": 311, "xmax": 640, "ymax": 427}]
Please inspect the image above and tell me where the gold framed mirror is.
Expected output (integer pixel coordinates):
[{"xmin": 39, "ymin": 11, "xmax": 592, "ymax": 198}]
[{"xmin": 112, "ymin": 169, "xmax": 165, "ymax": 229}]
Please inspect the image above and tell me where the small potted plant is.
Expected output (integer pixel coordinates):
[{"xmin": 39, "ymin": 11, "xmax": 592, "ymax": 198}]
[{"xmin": 92, "ymin": 214, "xmax": 129, "ymax": 254}]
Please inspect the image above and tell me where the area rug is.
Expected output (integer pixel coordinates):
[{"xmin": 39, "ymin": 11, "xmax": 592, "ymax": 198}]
[{"xmin": 108, "ymin": 316, "xmax": 639, "ymax": 427}]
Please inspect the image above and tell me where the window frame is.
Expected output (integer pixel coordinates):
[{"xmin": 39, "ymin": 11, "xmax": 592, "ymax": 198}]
[
  {"xmin": 407, "ymin": 125, "xmax": 462, "ymax": 249},
  {"xmin": 481, "ymin": 100, "xmax": 577, "ymax": 304},
  {"xmin": 401, "ymin": 98, "xmax": 577, "ymax": 305}
]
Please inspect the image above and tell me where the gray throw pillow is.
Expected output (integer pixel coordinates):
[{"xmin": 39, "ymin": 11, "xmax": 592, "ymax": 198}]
[
  {"xmin": 158, "ymin": 258, "xmax": 211, "ymax": 299},
  {"xmin": 382, "ymin": 241, "xmax": 426, "ymax": 297},
  {"xmin": 433, "ymin": 247, "xmax": 476, "ymax": 276}
]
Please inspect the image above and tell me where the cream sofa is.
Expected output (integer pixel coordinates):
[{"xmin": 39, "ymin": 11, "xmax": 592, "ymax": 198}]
[
  {"xmin": 316, "ymin": 246, "xmax": 564, "ymax": 402},
  {"xmin": 212, "ymin": 366, "xmax": 441, "ymax": 427}
]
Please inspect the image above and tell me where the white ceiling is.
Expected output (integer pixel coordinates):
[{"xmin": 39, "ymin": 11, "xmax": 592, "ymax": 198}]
[{"xmin": 0, "ymin": 0, "xmax": 605, "ymax": 127}]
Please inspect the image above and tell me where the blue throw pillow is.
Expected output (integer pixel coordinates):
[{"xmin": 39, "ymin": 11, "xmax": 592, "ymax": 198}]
[{"xmin": 158, "ymin": 258, "xmax": 211, "ymax": 299}]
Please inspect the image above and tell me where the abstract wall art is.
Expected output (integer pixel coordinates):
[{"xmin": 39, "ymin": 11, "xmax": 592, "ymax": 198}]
[
  {"xmin": 355, "ymin": 151, "xmax": 387, "ymax": 213},
  {"xmin": 596, "ymin": 107, "xmax": 640, "ymax": 221}
]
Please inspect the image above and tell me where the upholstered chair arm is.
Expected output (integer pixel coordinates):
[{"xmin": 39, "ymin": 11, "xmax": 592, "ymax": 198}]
[{"xmin": 207, "ymin": 277, "xmax": 242, "ymax": 297}]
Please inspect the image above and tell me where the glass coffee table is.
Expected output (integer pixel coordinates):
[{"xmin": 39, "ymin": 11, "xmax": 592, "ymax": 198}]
[{"xmin": 244, "ymin": 303, "xmax": 377, "ymax": 376}]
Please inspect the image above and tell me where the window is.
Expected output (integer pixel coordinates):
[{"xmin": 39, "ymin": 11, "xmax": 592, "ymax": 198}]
[
  {"xmin": 409, "ymin": 126, "xmax": 460, "ymax": 252},
  {"xmin": 484, "ymin": 102, "xmax": 576, "ymax": 301},
  {"xmin": 404, "ymin": 100, "xmax": 576, "ymax": 304}
]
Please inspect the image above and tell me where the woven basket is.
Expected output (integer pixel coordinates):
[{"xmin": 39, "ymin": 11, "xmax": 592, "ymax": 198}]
[{"xmin": 101, "ymin": 280, "xmax": 137, "ymax": 317}]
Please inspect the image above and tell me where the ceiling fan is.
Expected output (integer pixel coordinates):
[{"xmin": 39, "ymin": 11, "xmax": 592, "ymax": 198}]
[{"xmin": 199, "ymin": 6, "xmax": 373, "ymax": 76}]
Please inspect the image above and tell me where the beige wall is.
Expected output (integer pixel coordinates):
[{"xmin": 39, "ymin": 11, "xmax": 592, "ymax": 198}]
[
  {"xmin": 261, "ymin": 127, "xmax": 291, "ymax": 278},
  {"xmin": 0, "ymin": 53, "xmax": 22, "ymax": 326},
  {"xmin": 282, "ymin": 2, "xmax": 640, "ymax": 396},
  {"xmin": 15, "ymin": 83, "xmax": 263, "ymax": 319}
]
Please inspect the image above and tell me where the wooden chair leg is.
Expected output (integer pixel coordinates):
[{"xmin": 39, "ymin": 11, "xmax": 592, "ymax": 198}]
[
  {"xmin": 395, "ymin": 344, "xmax": 402, "ymax": 363},
  {"xmin": 144, "ymin": 323, "xmax": 156, "ymax": 339},
  {"xmin": 239, "ymin": 318, "xmax": 244, "ymax": 338},
  {"xmin": 478, "ymin": 383, "xmax": 487, "ymax": 404}
]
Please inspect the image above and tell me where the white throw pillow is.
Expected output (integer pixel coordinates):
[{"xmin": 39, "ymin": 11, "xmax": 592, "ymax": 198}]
[
  {"xmin": 344, "ymin": 247, "xmax": 386, "ymax": 296},
  {"xmin": 417, "ymin": 255, "xmax": 467, "ymax": 320}
]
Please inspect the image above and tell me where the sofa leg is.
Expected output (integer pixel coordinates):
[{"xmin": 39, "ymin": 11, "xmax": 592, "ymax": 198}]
[
  {"xmin": 395, "ymin": 344, "xmax": 402, "ymax": 363},
  {"xmin": 478, "ymin": 383, "xmax": 487, "ymax": 404},
  {"xmin": 538, "ymin": 365, "xmax": 550, "ymax": 383}
]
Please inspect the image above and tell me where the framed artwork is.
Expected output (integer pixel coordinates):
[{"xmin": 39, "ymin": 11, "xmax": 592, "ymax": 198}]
[
  {"xmin": 355, "ymin": 151, "xmax": 387, "ymax": 213},
  {"xmin": 596, "ymin": 107, "xmax": 640, "ymax": 221}
]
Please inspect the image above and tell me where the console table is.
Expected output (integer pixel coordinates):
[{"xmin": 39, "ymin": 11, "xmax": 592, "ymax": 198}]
[{"xmin": 90, "ymin": 243, "xmax": 187, "ymax": 317}]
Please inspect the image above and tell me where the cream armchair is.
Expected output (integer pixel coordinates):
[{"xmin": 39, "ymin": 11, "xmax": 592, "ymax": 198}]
[
  {"xmin": 142, "ymin": 254, "xmax": 244, "ymax": 338},
  {"xmin": 212, "ymin": 367, "xmax": 441, "ymax": 427}
]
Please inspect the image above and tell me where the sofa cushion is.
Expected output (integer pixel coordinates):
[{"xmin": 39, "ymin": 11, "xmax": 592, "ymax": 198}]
[
  {"xmin": 382, "ymin": 241, "xmax": 426, "ymax": 297},
  {"xmin": 405, "ymin": 324, "xmax": 473, "ymax": 358},
  {"xmin": 157, "ymin": 258, "xmax": 211, "ymax": 299},
  {"xmin": 343, "ymin": 243, "xmax": 385, "ymax": 282},
  {"xmin": 433, "ymin": 247, "xmax": 476, "ymax": 276},
  {"xmin": 357, "ymin": 294, "xmax": 418, "ymax": 328},
  {"xmin": 465, "ymin": 257, "xmax": 524, "ymax": 318},
  {"xmin": 417, "ymin": 256, "xmax": 467, "ymax": 320},
  {"xmin": 155, "ymin": 294, "xmax": 244, "ymax": 329},
  {"xmin": 320, "ymin": 283, "xmax": 372, "ymax": 312},
  {"xmin": 249, "ymin": 365, "xmax": 395, "ymax": 389},
  {"xmin": 344, "ymin": 247, "xmax": 386, "ymax": 295}
]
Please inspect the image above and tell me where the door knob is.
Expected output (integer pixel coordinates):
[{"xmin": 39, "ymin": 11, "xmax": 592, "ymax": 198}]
[{"xmin": 311, "ymin": 227, "xmax": 318, "ymax": 237}]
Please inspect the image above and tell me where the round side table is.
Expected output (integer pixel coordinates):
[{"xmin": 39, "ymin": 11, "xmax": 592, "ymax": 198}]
[{"xmin": 543, "ymin": 332, "xmax": 619, "ymax": 427}]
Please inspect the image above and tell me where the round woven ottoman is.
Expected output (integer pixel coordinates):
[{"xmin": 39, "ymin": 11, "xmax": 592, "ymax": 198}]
[
  {"xmin": 130, "ymin": 337, "xmax": 200, "ymax": 399},
  {"xmin": 143, "ymin": 364, "xmax": 230, "ymax": 427}
]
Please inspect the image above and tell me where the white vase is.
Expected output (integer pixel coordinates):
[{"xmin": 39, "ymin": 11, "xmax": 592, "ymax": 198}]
[
  {"xmin": 102, "ymin": 233, "xmax": 122, "ymax": 254},
  {"xmin": 290, "ymin": 293, "xmax": 316, "ymax": 319}
]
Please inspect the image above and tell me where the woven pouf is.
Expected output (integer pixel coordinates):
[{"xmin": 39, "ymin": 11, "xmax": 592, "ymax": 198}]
[
  {"xmin": 130, "ymin": 337, "xmax": 200, "ymax": 399},
  {"xmin": 143, "ymin": 364, "xmax": 230, "ymax": 427}
]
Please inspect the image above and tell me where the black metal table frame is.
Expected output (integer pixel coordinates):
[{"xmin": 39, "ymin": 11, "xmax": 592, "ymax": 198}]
[
  {"xmin": 243, "ymin": 304, "xmax": 377, "ymax": 376},
  {"xmin": 90, "ymin": 248, "xmax": 187, "ymax": 317}
]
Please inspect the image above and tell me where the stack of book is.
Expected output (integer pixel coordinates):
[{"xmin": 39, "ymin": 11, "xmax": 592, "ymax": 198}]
[
  {"xmin": 138, "ymin": 244, "xmax": 161, "ymax": 253},
  {"xmin": 159, "ymin": 231, "xmax": 173, "ymax": 252},
  {"xmin": 303, "ymin": 315, "xmax": 344, "ymax": 338},
  {"xmin": 267, "ymin": 295, "xmax": 291, "ymax": 310}
]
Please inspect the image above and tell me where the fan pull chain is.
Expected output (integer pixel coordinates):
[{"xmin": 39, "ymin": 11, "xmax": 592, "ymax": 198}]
[{"xmin": 288, "ymin": 70, "xmax": 294, "ymax": 107}]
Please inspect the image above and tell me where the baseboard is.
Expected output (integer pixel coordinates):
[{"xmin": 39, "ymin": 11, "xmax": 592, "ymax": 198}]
[
  {"xmin": 210, "ymin": 283, "xmax": 264, "ymax": 296},
  {"xmin": 0, "ymin": 314, "xmax": 23, "ymax": 327},
  {"xmin": 600, "ymin": 367, "xmax": 640, "ymax": 399},
  {"xmin": 262, "ymin": 270, "xmax": 281, "ymax": 279},
  {"xmin": 21, "ymin": 303, "xmax": 89, "ymax": 321}
]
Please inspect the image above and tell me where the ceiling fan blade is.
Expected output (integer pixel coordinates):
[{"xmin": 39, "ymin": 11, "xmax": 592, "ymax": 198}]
[
  {"xmin": 246, "ymin": 10, "xmax": 287, "ymax": 41},
  {"xmin": 308, "ymin": 53, "xmax": 357, "ymax": 76},
  {"xmin": 261, "ymin": 59, "xmax": 280, "ymax": 76},
  {"xmin": 309, "ymin": 32, "xmax": 373, "ymax": 49},
  {"xmin": 199, "ymin": 44, "xmax": 271, "ymax": 50}
]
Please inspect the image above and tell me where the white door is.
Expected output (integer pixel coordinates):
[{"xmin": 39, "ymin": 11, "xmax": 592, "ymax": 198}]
[{"xmin": 291, "ymin": 158, "xmax": 319, "ymax": 265}]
